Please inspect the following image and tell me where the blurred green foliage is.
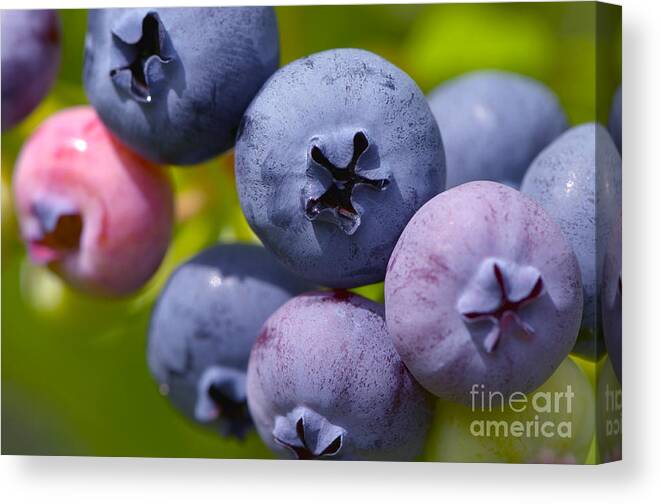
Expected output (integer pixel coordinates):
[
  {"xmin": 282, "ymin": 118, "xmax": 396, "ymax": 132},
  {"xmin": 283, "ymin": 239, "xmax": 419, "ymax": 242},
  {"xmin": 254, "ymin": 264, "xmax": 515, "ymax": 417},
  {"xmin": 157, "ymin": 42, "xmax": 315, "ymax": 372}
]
[{"xmin": 1, "ymin": 3, "xmax": 620, "ymax": 458}]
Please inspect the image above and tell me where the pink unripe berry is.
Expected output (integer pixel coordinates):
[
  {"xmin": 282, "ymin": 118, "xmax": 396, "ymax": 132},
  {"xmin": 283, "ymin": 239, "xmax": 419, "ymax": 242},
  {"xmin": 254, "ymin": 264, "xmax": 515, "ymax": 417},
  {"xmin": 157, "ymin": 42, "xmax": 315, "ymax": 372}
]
[{"xmin": 13, "ymin": 106, "xmax": 174, "ymax": 297}]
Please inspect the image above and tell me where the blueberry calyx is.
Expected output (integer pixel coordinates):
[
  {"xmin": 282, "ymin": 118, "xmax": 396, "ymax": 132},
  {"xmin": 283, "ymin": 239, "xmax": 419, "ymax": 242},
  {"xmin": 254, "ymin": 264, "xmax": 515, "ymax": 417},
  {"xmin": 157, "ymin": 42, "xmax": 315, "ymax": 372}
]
[
  {"xmin": 273, "ymin": 406, "xmax": 346, "ymax": 460},
  {"xmin": 457, "ymin": 258, "xmax": 545, "ymax": 353},
  {"xmin": 304, "ymin": 131, "xmax": 389, "ymax": 235},
  {"xmin": 195, "ymin": 366, "xmax": 252, "ymax": 439},
  {"xmin": 27, "ymin": 199, "xmax": 83, "ymax": 264},
  {"xmin": 109, "ymin": 11, "xmax": 175, "ymax": 103}
]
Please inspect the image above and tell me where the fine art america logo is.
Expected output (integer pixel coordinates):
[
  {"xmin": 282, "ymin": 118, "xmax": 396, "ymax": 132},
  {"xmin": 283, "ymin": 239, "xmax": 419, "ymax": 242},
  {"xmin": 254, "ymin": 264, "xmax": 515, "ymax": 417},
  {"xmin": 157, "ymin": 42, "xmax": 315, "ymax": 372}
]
[
  {"xmin": 603, "ymin": 383, "xmax": 622, "ymax": 438},
  {"xmin": 468, "ymin": 384, "xmax": 575, "ymax": 439}
]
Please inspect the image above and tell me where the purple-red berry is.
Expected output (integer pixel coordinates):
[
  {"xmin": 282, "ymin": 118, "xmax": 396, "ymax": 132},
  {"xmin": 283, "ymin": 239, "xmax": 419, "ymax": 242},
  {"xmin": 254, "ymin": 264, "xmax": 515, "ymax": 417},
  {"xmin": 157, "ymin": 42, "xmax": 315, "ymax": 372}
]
[
  {"xmin": 385, "ymin": 181, "xmax": 583, "ymax": 404},
  {"xmin": 1, "ymin": 10, "xmax": 61, "ymax": 131},
  {"xmin": 247, "ymin": 291, "xmax": 433, "ymax": 460}
]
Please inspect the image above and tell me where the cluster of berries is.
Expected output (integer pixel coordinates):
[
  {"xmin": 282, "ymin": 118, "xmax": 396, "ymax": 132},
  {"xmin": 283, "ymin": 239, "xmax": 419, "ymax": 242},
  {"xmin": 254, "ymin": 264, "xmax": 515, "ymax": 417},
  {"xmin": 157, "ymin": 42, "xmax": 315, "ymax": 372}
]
[{"xmin": 4, "ymin": 7, "xmax": 621, "ymax": 462}]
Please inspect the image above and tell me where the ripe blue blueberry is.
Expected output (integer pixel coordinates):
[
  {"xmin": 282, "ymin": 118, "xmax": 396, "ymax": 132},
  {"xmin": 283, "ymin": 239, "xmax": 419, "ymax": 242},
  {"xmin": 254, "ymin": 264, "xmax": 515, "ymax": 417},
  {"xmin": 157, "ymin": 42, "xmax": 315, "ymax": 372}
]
[
  {"xmin": 235, "ymin": 48, "xmax": 445, "ymax": 288},
  {"xmin": 427, "ymin": 71, "xmax": 567, "ymax": 189},
  {"xmin": 608, "ymin": 85, "xmax": 622, "ymax": 154},
  {"xmin": 385, "ymin": 181, "xmax": 583, "ymax": 404},
  {"xmin": 1, "ymin": 10, "xmax": 61, "ymax": 131},
  {"xmin": 246, "ymin": 291, "xmax": 434, "ymax": 460},
  {"xmin": 521, "ymin": 123, "xmax": 622, "ymax": 358},
  {"xmin": 84, "ymin": 7, "xmax": 280, "ymax": 165},
  {"xmin": 147, "ymin": 244, "xmax": 313, "ymax": 438}
]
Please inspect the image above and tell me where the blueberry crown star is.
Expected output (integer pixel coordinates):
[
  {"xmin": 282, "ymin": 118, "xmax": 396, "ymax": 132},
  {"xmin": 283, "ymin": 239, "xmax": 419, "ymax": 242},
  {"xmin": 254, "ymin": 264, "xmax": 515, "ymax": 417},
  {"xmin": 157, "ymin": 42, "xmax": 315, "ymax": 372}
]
[
  {"xmin": 305, "ymin": 131, "xmax": 389, "ymax": 235},
  {"xmin": 273, "ymin": 406, "xmax": 346, "ymax": 460},
  {"xmin": 31, "ymin": 199, "xmax": 83, "ymax": 252},
  {"xmin": 193, "ymin": 366, "xmax": 253, "ymax": 439},
  {"xmin": 109, "ymin": 11, "xmax": 175, "ymax": 103},
  {"xmin": 457, "ymin": 258, "xmax": 545, "ymax": 353}
]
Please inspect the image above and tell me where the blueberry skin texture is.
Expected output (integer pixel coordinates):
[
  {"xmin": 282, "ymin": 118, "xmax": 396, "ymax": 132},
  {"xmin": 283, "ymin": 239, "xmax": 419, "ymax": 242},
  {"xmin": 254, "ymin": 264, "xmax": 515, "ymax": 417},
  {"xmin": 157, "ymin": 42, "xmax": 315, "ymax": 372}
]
[
  {"xmin": 148, "ymin": 244, "xmax": 314, "ymax": 438},
  {"xmin": 521, "ymin": 124, "xmax": 622, "ymax": 355},
  {"xmin": 12, "ymin": 106, "xmax": 174, "ymax": 297},
  {"xmin": 1, "ymin": 10, "xmax": 61, "ymax": 131},
  {"xmin": 427, "ymin": 71, "xmax": 567, "ymax": 189},
  {"xmin": 602, "ymin": 207, "xmax": 622, "ymax": 383},
  {"xmin": 246, "ymin": 291, "xmax": 434, "ymax": 460},
  {"xmin": 385, "ymin": 181, "xmax": 583, "ymax": 404},
  {"xmin": 235, "ymin": 48, "xmax": 445, "ymax": 288},
  {"xmin": 84, "ymin": 7, "xmax": 279, "ymax": 165},
  {"xmin": 608, "ymin": 85, "xmax": 622, "ymax": 154}
]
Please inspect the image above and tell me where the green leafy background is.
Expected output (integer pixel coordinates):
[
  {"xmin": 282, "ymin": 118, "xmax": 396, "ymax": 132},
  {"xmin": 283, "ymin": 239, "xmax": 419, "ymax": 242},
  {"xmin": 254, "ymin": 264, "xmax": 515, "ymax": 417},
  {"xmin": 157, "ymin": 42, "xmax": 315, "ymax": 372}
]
[{"xmin": 1, "ymin": 3, "xmax": 620, "ymax": 458}]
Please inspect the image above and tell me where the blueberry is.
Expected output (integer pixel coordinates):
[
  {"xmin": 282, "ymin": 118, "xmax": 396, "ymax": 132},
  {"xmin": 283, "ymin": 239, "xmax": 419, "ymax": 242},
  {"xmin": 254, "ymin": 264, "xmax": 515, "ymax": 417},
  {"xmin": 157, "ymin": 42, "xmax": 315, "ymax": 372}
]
[
  {"xmin": 385, "ymin": 181, "xmax": 583, "ymax": 404},
  {"xmin": 235, "ymin": 48, "xmax": 445, "ymax": 288},
  {"xmin": 608, "ymin": 85, "xmax": 622, "ymax": 154},
  {"xmin": 427, "ymin": 71, "xmax": 567, "ymax": 189},
  {"xmin": 246, "ymin": 291, "xmax": 433, "ymax": 460},
  {"xmin": 602, "ymin": 210, "xmax": 622, "ymax": 383},
  {"xmin": 12, "ymin": 107, "xmax": 174, "ymax": 297},
  {"xmin": 147, "ymin": 243, "xmax": 313, "ymax": 438},
  {"xmin": 84, "ymin": 7, "xmax": 280, "ymax": 165},
  {"xmin": 521, "ymin": 123, "xmax": 622, "ymax": 358},
  {"xmin": 1, "ymin": 10, "xmax": 61, "ymax": 131}
]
